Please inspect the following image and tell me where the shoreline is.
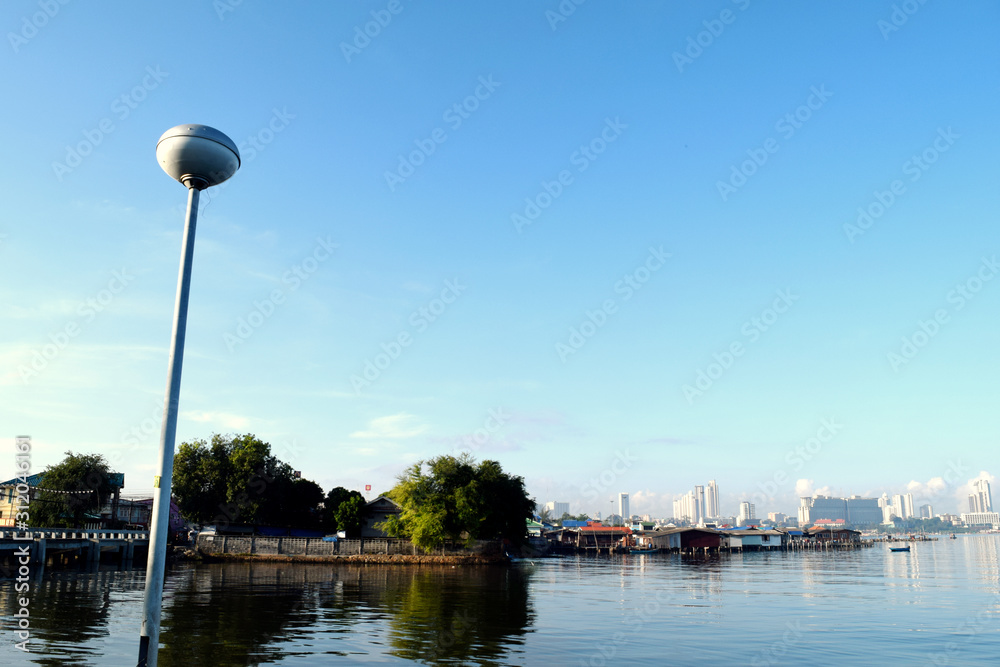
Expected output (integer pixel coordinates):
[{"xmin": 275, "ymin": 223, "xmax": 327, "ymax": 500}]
[{"xmin": 194, "ymin": 551, "xmax": 510, "ymax": 565}]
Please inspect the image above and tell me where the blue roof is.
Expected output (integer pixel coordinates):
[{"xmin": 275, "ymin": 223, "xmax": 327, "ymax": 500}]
[{"xmin": 562, "ymin": 520, "xmax": 588, "ymax": 527}]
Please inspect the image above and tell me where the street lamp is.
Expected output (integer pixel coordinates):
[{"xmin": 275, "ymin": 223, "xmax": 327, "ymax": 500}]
[{"xmin": 137, "ymin": 125, "xmax": 240, "ymax": 667}]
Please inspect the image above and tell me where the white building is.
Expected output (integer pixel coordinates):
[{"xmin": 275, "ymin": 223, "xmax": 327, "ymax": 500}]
[
  {"xmin": 619, "ymin": 493, "xmax": 630, "ymax": 521},
  {"xmin": 891, "ymin": 493, "xmax": 914, "ymax": 519},
  {"xmin": 544, "ymin": 501, "xmax": 569, "ymax": 518},
  {"xmin": 694, "ymin": 485, "xmax": 706, "ymax": 523},
  {"xmin": 969, "ymin": 480, "xmax": 993, "ymax": 513},
  {"xmin": 961, "ymin": 512, "xmax": 1000, "ymax": 528},
  {"xmin": 738, "ymin": 501, "xmax": 756, "ymax": 526},
  {"xmin": 707, "ymin": 480, "xmax": 720, "ymax": 519}
]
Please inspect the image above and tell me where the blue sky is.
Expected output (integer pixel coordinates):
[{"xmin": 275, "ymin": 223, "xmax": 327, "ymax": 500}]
[{"xmin": 2, "ymin": 1, "xmax": 998, "ymax": 519}]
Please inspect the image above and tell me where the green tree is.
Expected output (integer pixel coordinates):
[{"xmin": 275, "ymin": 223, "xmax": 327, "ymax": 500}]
[
  {"xmin": 334, "ymin": 495, "xmax": 366, "ymax": 537},
  {"xmin": 323, "ymin": 486, "xmax": 365, "ymax": 534},
  {"xmin": 172, "ymin": 433, "xmax": 317, "ymax": 529},
  {"xmin": 378, "ymin": 454, "xmax": 534, "ymax": 553},
  {"xmin": 30, "ymin": 452, "xmax": 114, "ymax": 528}
]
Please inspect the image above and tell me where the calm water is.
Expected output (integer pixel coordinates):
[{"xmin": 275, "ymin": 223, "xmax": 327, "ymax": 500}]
[{"xmin": 2, "ymin": 535, "xmax": 1000, "ymax": 665}]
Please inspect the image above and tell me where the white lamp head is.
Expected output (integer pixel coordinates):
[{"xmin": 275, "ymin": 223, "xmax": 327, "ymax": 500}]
[{"xmin": 156, "ymin": 124, "xmax": 240, "ymax": 190}]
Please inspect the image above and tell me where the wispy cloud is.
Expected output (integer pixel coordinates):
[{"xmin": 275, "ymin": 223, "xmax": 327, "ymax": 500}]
[
  {"xmin": 350, "ymin": 413, "xmax": 428, "ymax": 439},
  {"xmin": 182, "ymin": 410, "xmax": 251, "ymax": 430}
]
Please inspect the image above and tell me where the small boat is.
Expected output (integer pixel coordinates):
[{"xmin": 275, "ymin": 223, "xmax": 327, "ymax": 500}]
[
  {"xmin": 950, "ymin": 534, "xmax": 957, "ymax": 540},
  {"xmin": 628, "ymin": 547, "xmax": 657, "ymax": 554},
  {"xmin": 889, "ymin": 546, "xmax": 910, "ymax": 552}
]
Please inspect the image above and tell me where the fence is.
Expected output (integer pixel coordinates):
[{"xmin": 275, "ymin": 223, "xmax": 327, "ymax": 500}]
[{"xmin": 197, "ymin": 535, "xmax": 500, "ymax": 557}]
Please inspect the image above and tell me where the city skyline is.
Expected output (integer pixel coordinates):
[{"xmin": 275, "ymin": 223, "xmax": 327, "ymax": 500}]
[{"xmin": 2, "ymin": 3, "xmax": 998, "ymax": 522}]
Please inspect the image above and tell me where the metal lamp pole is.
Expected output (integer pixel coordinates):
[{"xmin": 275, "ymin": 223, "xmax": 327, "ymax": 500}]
[{"xmin": 138, "ymin": 125, "xmax": 240, "ymax": 667}]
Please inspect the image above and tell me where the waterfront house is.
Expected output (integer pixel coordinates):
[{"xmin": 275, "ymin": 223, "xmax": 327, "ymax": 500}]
[
  {"xmin": 806, "ymin": 525, "xmax": 861, "ymax": 544},
  {"xmin": 722, "ymin": 528, "xmax": 784, "ymax": 551},
  {"xmin": 575, "ymin": 525, "xmax": 631, "ymax": 550},
  {"xmin": 361, "ymin": 496, "xmax": 402, "ymax": 538},
  {"xmin": 648, "ymin": 527, "xmax": 722, "ymax": 552}
]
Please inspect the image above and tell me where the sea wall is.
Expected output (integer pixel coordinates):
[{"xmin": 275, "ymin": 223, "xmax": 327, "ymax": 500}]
[{"xmin": 196, "ymin": 534, "xmax": 504, "ymax": 563}]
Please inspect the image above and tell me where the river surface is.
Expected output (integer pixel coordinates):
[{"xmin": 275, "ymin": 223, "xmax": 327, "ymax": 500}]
[{"xmin": 2, "ymin": 535, "xmax": 999, "ymax": 665}]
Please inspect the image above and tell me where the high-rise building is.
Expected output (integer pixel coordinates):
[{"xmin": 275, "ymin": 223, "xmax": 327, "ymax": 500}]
[
  {"xmin": 738, "ymin": 501, "xmax": 756, "ymax": 526},
  {"xmin": 969, "ymin": 479, "xmax": 993, "ymax": 513},
  {"xmin": 694, "ymin": 485, "xmax": 706, "ymax": 524},
  {"xmin": 672, "ymin": 498, "xmax": 682, "ymax": 521},
  {"xmin": 707, "ymin": 480, "xmax": 720, "ymax": 519},
  {"xmin": 799, "ymin": 495, "xmax": 881, "ymax": 526},
  {"xmin": 846, "ymin": 496, "xmax": 882, "ymax": 525},
  {"xmin": 544, "ymin": 501, "xmax": 569, "ymax": 519},
  {"xmin": 619, "ymin": 493, "xmax": 630, "ymax": 520},
  {"xmin": 891, "ymin": 493, "xmax": 914, "ymax": 519},
  {"xmin": 919, "ymin": 504, "xmax": 933, "ymax": 519}
]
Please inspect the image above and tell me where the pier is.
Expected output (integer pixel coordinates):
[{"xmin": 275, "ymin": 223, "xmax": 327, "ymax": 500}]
[{"xmin": 0, "ymin": 528, "xmax": 149, "ymax": 568}]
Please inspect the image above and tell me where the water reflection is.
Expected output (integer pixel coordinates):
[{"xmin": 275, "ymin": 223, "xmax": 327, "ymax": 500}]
[
  {"xmin": 383, "ymin": 567, "xmax": 532, "ymax": 663},
  {"xmin": 0, "ymin": 566, "xmax": 145, "ymax": 666},
  {"xmin": 152, "ymin": 562, "xmax": 534, "ymax": 666}
]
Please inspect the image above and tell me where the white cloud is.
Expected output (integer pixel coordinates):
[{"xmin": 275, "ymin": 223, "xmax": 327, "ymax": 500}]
[
  {"xmin": 794, "ymin": 479, "xmax": 814, "ymax": 497},
  {"xmin": 350, "ymin": 413, "xmax": 428, "ymax": 440},
  {"xmin": 906, "ymin": 476, "xmax": 948, "ymax": 499}
]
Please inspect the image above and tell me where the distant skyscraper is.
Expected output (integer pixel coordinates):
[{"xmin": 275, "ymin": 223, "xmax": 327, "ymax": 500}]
[
  {"xmin": 969, "ymin": 479, "xmax": 993, "ymax": 513},
  {"xmin": 544, "ymin": 501, "xmax": 569, "ymax": 518},
  {"xmin": 891, "ymin": 494, "xmax": 914, "ymax": 519},
  {"xmin": 738, "ymin": 501, "xmax": 756, "ymax": 526},
  {"xmin": 919, "ymin": 504, "xmax": 933, "ymax": 519},
  {"xmin": 694, "ymin": 485, "xmax": 706, "ymax": 524},
  {"xmin": 619, "ymin": 492, "xmax": 630, "ymax": 520},
  {"xmin": 707, "ymin": 480, "xmax": 720, "ymax": 519}
]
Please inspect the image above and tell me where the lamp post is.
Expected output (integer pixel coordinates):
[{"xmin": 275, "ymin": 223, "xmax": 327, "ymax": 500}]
[{"xmin": 137, "ymin": 125, "xmax": 240, "ymax": 667}]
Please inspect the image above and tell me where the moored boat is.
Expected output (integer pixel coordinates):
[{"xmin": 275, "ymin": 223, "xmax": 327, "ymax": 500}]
[{"xmin": 889, "ymin": 546, "xmax": 910, "ymax": 552}]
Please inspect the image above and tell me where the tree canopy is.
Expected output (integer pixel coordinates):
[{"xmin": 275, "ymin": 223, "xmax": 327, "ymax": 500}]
[
  {"xmin": 378, "ymin": 454, "xmax": 535, "ymax": 553},
  {"xmin": 30, "ymin": 452, "xmax": 114, "ymax": 528},
  {"xmin": 172, "ymin": 433, "xmax": 322, "ymax": 529},
  {"xmin": 324, "ymin": 486, "xmax": 366, "ymax": 536}
]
